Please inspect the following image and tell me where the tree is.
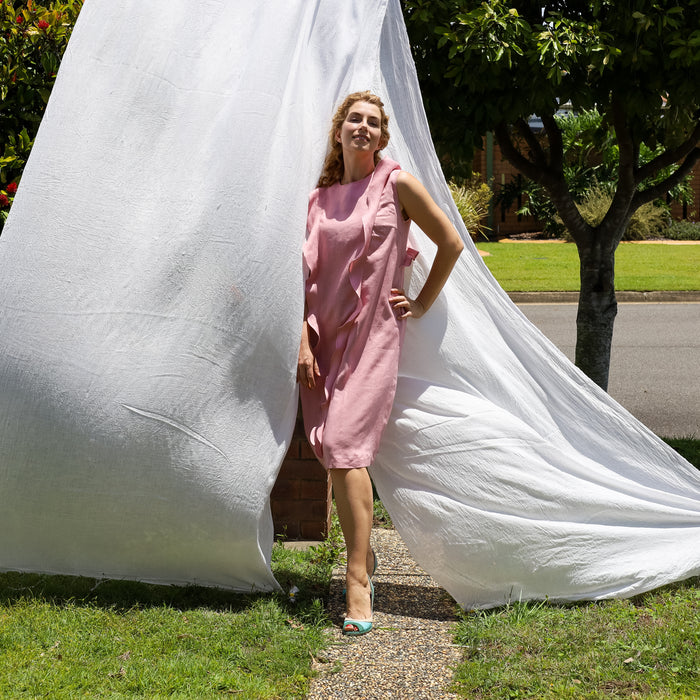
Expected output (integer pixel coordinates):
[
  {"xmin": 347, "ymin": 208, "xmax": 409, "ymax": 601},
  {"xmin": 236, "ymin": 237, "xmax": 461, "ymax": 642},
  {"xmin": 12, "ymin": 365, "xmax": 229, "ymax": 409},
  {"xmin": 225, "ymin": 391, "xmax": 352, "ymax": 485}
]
[{"xmin": 403, "ymin": 0, "xmax": 700, "ymax": 389}]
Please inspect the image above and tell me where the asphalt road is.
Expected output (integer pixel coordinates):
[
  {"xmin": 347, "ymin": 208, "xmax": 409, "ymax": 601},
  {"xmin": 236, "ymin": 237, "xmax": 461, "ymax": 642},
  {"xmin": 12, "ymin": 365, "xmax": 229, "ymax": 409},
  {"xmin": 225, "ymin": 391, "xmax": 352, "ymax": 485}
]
[{"xmin": 518, "ymin": 302, "xmax": 700, "ymax": 439}]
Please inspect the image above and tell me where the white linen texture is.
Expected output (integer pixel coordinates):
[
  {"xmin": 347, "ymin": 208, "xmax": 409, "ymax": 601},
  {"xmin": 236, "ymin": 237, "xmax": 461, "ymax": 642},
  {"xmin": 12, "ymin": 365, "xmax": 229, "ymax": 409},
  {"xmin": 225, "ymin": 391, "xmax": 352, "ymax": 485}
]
[{"xmin": 0, "ymin": 0, "xmax": 698, "ymax": 607}]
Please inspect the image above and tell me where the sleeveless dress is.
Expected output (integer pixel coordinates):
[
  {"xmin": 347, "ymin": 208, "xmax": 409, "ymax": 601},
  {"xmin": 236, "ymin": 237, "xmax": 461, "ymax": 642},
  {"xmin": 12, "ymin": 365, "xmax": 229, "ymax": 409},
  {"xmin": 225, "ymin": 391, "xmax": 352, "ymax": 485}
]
[{"xmin": 300, "ymin": 158, "xmax": 416, "ymax": 469}]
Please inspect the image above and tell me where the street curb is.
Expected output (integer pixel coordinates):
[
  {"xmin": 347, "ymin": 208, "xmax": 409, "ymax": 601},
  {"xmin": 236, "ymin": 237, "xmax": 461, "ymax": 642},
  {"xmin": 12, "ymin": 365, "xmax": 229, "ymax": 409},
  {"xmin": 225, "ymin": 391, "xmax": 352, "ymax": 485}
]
[{"xmin": 509, "ymin": 290, "xmax": 700, "ymax": 303}]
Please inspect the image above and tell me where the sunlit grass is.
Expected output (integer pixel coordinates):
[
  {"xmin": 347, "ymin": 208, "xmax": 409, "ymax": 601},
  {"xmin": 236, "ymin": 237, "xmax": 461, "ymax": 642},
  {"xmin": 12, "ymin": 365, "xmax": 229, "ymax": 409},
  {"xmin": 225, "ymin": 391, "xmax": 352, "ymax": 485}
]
[
  {"xmin": 477, "ymin": 241, "xmax": 700, "ymax": 292},
  {"xmin": 0, "ymin": 538, "xmax": 339, "ymax": 699},
  {"xmin": 452, "ymin": 581, "xmax": 700, "ymax": 699}
]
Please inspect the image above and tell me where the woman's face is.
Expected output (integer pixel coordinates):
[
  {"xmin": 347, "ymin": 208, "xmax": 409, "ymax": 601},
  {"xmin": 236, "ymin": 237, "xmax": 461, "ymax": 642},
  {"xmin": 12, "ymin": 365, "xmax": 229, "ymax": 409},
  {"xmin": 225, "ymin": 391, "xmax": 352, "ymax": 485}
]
[{"xmin": 335, "ymin": 101, "xmax": 383, "ymax": 156}]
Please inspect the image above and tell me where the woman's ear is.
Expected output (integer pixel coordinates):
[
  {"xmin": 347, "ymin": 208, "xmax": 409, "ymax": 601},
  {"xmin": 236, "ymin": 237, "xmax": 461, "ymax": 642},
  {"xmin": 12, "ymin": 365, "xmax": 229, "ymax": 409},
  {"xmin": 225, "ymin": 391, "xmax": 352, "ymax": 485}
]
[{"xmin": 335, "ymin": 129, "xmax": 341, "ymax": 143}]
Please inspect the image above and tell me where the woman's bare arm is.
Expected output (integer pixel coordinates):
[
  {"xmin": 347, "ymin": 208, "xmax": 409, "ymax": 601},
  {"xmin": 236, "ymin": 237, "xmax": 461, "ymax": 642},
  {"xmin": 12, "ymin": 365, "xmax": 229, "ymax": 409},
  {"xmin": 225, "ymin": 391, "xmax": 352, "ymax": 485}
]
[{"xmin": 390, "ymin": 171, "xmax": 464, "ymax": 319}]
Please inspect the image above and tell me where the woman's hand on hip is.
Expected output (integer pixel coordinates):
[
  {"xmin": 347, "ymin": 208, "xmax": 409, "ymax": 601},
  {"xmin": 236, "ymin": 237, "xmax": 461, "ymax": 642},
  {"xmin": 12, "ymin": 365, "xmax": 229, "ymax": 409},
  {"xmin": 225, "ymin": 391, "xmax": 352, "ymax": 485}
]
[
  {"xmin": 390, "ymin": 288, "xmax": 425, "ymax": 319},
  {"xmin": 297, "ymin": 343, "xmax": 320, "ymax": 389}
]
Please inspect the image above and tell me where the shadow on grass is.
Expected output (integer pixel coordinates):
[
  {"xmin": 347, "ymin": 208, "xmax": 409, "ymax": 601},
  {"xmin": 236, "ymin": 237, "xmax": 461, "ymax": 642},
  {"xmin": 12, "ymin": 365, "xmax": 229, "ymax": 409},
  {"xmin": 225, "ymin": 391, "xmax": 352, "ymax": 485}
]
[
  {"xmin": 0, "ymin": 543, "xmax": 334, "ymax": 614},
  {"xmin": 456, "ymin": 574, "xmax": 700, "ymax": 624},
  {"xmin": 0, "ymin": 570, "xmax": 270, "ymax": 612}
]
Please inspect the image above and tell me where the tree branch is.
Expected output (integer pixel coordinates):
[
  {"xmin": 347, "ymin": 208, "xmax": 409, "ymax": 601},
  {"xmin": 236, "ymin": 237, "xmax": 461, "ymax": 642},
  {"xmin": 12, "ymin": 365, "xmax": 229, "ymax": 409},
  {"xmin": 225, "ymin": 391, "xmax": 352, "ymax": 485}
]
[
  {"xmin": 610, "ymin": 96, "xmax": 637, "ymax": 196},
  {"xmin": 514, "ymin": 117, "xmax": 549, "ymax": 169},
  {"xmin": 635, "ymin": 121, "xmax": 700, "ymax": 183},
  {"xmin": 632, "ymin": 146, "xmax": 700, "ymax": 208},
  {"xmin": 493, "ymin": 122, "xmax": 547, "ymax": 184},
  {"xmin": 542, "ymin": 113, "xmax": 564, "ymax": 173},
  {"xmin": 600, "ymin": 96, "xmax": 638, "ymax": 242},
  {"xmin": 548, "ymin": 178, "xmax": 595, "ymax": 248}
]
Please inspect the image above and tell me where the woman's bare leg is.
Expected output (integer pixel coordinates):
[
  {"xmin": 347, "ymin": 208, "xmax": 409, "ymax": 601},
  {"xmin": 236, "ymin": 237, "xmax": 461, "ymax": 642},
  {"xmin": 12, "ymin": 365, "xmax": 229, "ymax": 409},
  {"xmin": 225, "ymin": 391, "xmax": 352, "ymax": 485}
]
[{"xmin": 331, "ymin": 467, "xmax": 374, "ymax": 622}]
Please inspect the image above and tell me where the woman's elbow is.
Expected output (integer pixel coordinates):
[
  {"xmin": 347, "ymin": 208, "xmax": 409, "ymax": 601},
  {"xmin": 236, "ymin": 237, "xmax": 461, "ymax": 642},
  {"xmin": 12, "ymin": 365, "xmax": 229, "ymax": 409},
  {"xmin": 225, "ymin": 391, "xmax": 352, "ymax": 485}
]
[{"xmin": 446, "ymin": 230, "xmax": 465, "ymax": 259}]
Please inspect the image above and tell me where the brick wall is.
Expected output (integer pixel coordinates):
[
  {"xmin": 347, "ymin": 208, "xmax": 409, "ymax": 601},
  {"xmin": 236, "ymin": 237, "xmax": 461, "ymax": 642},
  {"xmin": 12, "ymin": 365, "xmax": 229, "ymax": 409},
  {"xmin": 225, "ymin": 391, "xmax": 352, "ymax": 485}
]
[{"xmin": 271, "ymin": 404, "xmax": 331, "ymax": 540}]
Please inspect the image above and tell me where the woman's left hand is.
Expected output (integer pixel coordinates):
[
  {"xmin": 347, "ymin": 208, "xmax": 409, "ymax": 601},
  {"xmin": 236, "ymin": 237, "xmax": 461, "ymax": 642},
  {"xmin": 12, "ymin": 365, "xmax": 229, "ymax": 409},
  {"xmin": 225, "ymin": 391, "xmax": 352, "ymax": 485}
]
[{"xmin": 390, "ymin": 288, "xmax": 425, "ymax": 319}]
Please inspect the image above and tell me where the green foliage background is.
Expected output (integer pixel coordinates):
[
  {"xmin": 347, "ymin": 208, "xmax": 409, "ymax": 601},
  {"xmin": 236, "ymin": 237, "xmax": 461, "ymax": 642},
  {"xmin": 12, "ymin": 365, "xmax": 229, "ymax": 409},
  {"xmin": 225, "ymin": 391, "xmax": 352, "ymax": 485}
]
[
  {"xmin": 0, "ymin": 0, "xmax": 83, "ymax": 230},
  {"xmin": 404, "ymin": 0, "xmax": 700, "ymax": 181}
]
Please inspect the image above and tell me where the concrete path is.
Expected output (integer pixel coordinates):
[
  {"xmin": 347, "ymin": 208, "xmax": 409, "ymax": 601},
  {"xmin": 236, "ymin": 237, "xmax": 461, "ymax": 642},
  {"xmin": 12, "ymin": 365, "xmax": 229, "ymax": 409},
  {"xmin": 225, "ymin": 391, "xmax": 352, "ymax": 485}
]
[{"xmin": 307, "ymin": 528, "xmax": 462, "ymax": 700}]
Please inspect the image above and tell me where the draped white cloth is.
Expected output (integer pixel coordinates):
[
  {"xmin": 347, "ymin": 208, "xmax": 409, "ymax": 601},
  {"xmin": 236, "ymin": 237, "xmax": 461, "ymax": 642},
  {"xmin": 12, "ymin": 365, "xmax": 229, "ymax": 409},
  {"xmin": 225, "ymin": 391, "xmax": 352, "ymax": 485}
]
[{"xmin": 0, "ymin": 0, "xmax": 698, "ymax": 607}]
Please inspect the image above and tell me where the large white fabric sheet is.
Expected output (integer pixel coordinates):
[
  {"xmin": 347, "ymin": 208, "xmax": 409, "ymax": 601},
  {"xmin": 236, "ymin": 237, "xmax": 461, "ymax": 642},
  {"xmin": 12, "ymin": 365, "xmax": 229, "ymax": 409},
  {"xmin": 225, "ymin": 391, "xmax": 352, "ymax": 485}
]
[{"xmin": 0, "ymin": 0, "xmax": 698, "ymax": 607}]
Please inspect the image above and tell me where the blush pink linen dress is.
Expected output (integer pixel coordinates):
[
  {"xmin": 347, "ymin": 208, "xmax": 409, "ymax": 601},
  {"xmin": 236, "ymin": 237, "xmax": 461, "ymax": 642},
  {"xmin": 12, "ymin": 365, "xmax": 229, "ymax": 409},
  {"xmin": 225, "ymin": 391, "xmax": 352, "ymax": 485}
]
[{"xmin": 300, "ymin": 158, "xmax": 416, "ymax": 469}]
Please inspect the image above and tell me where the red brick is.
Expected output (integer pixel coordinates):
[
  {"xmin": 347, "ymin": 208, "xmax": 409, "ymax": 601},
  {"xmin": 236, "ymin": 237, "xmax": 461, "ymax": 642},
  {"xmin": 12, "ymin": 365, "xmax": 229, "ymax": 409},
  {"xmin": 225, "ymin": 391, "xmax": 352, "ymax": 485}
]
[
  {"xmin": 272, "ymin": 403, "xmax": 332, "ymax": 541},
  {"xmin": 270, "ymin": 479, "xmax": 300, "ymax": 501},
  {"xmin": 300, "ymin": 518, "xmax": 329, "ymax": 540},
  {"xmin": 278, "ymin": 522, "xmax": 301, "ymax": 539},
  {"xmin": 305, "ymin": 500, "xmax": 331, "ymax": 519},
  {"xmin": 300, "ymin": 478, "xmax": 329, "ymax": 500},
  {"xmin": 301, "ymin": 459, "xmax": 327, "ymax": 480},
  {"xmin": 271, "ymin": 500, "xmax": 302, "ymax": 520},
  {"xmin": 283, "ymin": 438, "xmax": 301, "ymax": 460},
  {"xmin": 275, "ymin": 459, "xmax": 320, "ymax": 480},
  {"xmin": 299, "ymin": 439, "xmax": 318, "ymax": 460}
]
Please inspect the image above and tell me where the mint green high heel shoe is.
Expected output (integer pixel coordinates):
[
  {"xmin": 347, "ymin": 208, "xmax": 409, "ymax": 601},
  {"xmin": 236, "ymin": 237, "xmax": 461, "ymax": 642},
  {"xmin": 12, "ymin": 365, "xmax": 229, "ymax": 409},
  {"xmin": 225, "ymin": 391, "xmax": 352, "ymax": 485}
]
[{"xmin": 342, "ymin": 577, "xmax": 374, "ymax": 637}]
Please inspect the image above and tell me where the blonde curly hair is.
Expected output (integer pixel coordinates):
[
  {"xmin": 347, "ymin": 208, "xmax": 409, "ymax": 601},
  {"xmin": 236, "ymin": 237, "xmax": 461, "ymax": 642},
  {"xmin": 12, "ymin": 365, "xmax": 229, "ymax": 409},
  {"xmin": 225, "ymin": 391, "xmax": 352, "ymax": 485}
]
[{"xmin": 317, "ymin": 91, "xmax": 390, "ymax": 188}]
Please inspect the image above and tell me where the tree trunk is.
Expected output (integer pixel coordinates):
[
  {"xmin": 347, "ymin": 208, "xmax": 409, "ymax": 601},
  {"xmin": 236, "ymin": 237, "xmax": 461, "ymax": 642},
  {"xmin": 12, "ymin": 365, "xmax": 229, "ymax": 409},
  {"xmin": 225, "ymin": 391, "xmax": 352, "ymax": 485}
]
[{"xmin": 575, "ymin": 241, "xmax": 617, "ymax": 391}]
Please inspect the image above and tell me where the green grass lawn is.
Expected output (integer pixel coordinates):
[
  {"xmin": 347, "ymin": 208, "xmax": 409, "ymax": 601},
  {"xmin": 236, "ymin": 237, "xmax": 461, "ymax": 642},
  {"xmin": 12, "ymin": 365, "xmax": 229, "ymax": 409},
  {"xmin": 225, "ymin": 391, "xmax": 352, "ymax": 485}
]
[
  {"xmin": 477, "ymin": 241, "xmax": 700, "ymax": 292},
  {"xmin": 452, "ymin": 580, "xmax": 700, "ymax": 699},
  {"xmin": 0, "ymin": 536, "xmax": 340, "ymax": 699}
]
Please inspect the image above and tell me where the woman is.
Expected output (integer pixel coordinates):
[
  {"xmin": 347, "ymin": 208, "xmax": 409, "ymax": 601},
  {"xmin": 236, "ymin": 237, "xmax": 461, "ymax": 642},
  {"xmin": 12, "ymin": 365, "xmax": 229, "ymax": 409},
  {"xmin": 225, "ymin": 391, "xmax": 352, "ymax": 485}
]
[{"xmin": 297, "ymin": 91, "xmax": 463, "ymax": 635}]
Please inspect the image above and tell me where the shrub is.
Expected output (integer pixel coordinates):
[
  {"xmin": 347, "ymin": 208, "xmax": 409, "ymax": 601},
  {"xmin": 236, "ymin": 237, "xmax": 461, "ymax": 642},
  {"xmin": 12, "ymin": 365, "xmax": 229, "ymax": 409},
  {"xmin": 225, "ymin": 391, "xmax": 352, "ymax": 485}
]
[
  {"xmin": 0, "ymin": 0, "xmax": 83, "ymax": 232},
  {"xmin": 666, "ymin": 220, "xmax": 700, "ymax": 241},
  {"xmin": 557, "ymin": 186, "xmax": 670, "ymax": 241},
  {"xmin": 449, "ymin": 175, "xmax": 492, "ymax": 240}
]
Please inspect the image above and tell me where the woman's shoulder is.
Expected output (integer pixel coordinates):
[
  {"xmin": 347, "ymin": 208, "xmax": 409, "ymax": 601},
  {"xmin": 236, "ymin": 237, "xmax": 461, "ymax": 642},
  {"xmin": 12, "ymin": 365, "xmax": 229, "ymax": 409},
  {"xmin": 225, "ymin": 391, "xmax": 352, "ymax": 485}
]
[
  {"xmin": 395, "ymin": 170, "xmax": 423, "ymax": 197},
  {"xmin": 308, "ymin": 184, "xmax": 328, "ymax": 207}
]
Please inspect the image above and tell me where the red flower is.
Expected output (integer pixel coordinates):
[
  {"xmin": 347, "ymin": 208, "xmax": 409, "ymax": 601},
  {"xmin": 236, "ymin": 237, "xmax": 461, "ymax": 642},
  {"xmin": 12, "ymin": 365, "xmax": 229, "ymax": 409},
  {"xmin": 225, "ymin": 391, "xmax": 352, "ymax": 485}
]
[
  {"xmin": 6, "ymin": 182, "xmax": 17, "ymax": 195},
  {"xmin": 38, "ymin": 20, "xmax": 49, "ymax": 30},
  {"xmin": 16, "ymin": 15, "xmax": 24, "ymax": 24},
  {"xmin": 0, "ymin": 194, "xmax": 10, "ymax": 207}
]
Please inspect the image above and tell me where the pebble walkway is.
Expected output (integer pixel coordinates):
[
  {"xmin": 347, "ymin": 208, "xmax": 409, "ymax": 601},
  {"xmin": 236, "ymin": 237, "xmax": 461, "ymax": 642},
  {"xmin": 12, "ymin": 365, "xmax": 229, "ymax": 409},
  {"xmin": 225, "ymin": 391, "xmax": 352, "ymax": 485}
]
[{"xmin": 306, "ymin": 528, "xmax": 463, "ymax": 700}]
